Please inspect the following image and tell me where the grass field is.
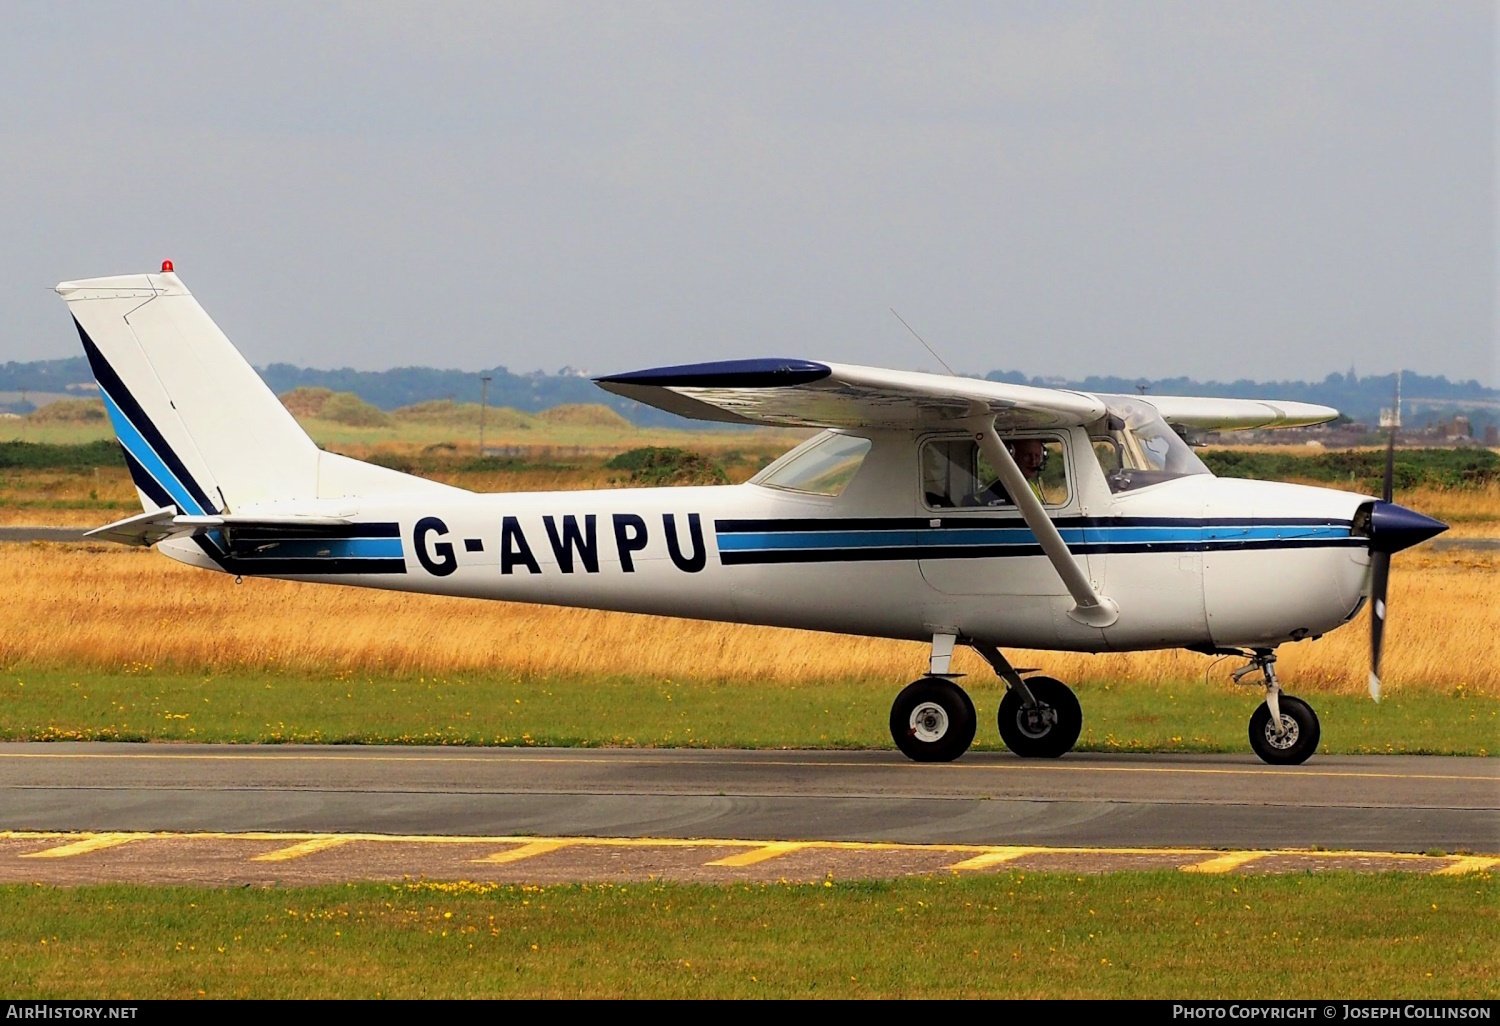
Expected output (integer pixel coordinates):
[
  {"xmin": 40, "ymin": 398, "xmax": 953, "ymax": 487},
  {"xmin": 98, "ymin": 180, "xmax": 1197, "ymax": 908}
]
[
  {"xmin": 0, "ymin": 543, "xmax": 1493, "ymax": 753},
  {"xmin": 3, "ymin": 666, "xmax": 1492, "ymax": 754},
  {"xmin": 1, "ymin": 544, "xmax": 1493, "ymax": 697},
  {"xmin": 0, "ymin": 399, "xmax": 810, "ymax": 454},
  {"xmin": 3, "ymin": 873, "xmax": 1494, "ymax": 998}
]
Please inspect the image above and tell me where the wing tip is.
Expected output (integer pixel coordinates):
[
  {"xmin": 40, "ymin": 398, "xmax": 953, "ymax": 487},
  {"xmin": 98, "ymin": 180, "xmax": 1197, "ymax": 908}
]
[{"xmin": 595, "ymin": 358, "xmax": 831, "ymax": 389}]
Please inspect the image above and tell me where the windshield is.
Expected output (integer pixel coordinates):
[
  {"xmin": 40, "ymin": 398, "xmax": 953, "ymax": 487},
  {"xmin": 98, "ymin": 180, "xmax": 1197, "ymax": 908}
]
[{"xmin": 1092, "ymin": 397, "xmax": 1211, "ymax": 493}]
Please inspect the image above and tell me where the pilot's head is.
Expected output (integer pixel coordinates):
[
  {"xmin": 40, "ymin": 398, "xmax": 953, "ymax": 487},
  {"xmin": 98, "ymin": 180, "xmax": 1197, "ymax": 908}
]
[{"xmin": 1008, "ymin": 438, "xmax": 1047, "ymax": 479}]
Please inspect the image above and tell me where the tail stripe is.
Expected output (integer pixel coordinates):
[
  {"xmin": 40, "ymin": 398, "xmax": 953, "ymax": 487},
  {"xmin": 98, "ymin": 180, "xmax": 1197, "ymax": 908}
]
[
  {"xmin": 117, "ymin": 448, "xmax": 177, "ymax": 512},
  {"xmin": 74, "ymin": 318, "xmax": 219, "ymax": 515},
  {"xmin": 98, "ymin": 387, "xmax": 211, "ymax": 516}
]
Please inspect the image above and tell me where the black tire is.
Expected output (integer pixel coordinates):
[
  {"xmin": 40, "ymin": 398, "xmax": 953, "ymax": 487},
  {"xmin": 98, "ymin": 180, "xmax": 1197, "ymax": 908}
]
[
  {"xmin": 889, "ymin": 677, "xmax": 977, "ymax": 763},
  {"xmin": 997, "ymin": 676, "xmax": 1082, "ymax": 758},
  {"xmin": 1248, "ymin": 695, "xmax": 1320, "ymax": 765}
]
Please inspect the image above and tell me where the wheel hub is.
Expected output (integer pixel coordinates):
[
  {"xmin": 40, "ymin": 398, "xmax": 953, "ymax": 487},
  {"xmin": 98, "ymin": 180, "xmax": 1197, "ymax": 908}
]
[
  {"xmin": 1263, "ymin": 715, "xmax": 1300, "ymax": 750},
  {"xmin": 1015, "ymin": 704, "xmax": 1058, "ymax": 739},
  {"xmin": 909, "ymin": 701, "xmax": 950, "ymax": 743}
]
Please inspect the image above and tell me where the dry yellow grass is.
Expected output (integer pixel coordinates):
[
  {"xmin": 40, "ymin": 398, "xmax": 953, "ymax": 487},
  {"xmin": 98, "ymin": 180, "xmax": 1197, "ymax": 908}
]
[{"xmin": 2, "ymin": 542, "xmax": 1494, "ymax": 697}]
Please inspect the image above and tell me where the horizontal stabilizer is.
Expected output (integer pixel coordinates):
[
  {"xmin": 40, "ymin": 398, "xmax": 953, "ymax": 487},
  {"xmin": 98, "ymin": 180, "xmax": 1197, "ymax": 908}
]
[
  {"xmin": 84, "ymin": 508, "xmax": 182, "ymax": 547},
  {"xmin": 86, "ymin": 507, "xmax": 360, "ymax": 547}
]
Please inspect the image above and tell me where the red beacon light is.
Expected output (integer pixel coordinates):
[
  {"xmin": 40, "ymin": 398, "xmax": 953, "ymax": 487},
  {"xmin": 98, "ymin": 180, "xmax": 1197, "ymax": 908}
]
[{"xmin": 161, "ymin": 260, "xmax": 174, "ymax": 273}]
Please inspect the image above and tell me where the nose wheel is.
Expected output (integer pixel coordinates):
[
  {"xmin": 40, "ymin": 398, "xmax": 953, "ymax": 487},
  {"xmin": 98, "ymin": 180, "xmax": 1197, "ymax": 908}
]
[{"xmin": 1248, "ymin": 696, "xmax": 1320, "ymax": 765}]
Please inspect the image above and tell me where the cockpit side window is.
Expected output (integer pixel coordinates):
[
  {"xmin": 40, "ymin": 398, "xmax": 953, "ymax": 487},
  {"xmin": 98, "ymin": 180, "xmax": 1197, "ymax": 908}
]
[
  {"xmin": 922, "ymin": 436, "xmax": 1069, "ymax": 509},
  {"xmin": 754, "ymin": 432, "xmax": 872, "ymax": 496}
]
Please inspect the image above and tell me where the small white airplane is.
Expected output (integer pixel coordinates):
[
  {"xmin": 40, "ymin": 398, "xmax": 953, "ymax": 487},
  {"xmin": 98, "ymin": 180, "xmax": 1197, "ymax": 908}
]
[{"xmin": 57, "ymin": 264, "xmax": 1446, "ymax": 765}]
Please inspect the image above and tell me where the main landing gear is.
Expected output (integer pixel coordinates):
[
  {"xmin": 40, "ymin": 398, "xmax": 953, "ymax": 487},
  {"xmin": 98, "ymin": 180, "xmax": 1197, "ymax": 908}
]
[
  {"xmin": 888, "ymin": 635, "xmax": 1083, "ymax": 763},
  {"xmin": 1234, "ymin": 650, "xmax": 1321, "ymax": 766}
]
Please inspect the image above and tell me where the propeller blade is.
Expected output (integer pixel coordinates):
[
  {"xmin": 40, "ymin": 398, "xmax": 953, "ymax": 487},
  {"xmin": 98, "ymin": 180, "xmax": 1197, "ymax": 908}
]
[
  {"xmin": 1383, "ymin": 418, "xmax": 1396, "ymax": 503},
  {"xmin": 1369, "ymin": 550, "xmax": 1390, "ymax": 701},
  {"xmin": 1369, "ymin": 374, "xmax": 1399, "ymax": 701}
]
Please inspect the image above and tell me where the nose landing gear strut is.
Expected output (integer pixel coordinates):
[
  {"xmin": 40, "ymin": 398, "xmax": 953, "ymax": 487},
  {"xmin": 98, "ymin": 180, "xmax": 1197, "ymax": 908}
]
[{"xmin": 1234, "ymin": 650, "xmax": 1321, "ymax": 765}]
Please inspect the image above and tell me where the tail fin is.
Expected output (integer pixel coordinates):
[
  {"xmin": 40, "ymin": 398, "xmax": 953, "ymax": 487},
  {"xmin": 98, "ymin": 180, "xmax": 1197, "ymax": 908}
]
[
  {"xmin": 56, "ymin": 267, "xmax": 318, "ymax": 514},
  {"xmin": 56, "ymin": 266, "xmax": 457, "ymax": 515}
]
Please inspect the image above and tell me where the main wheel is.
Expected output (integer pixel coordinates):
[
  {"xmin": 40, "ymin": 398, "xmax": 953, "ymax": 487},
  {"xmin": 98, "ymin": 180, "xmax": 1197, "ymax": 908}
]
[
  {"xmin": 889, "ymin": 677, "xmax": 977, "ymax": 763},
  {"xmin": 997, "ymin": 676, "xmax": 1082, "ymax": 758},
  {"xmin": 1248, "ymin": 695, "xmax": 1320, "ymax": 765}
]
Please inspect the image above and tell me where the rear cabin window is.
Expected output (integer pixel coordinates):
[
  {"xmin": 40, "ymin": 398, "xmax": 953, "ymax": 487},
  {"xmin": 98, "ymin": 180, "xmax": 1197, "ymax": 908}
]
[
  {"xmin": 922, "ymin": 436, "xmax": 1069, "ymax": 509},
  {"xmin": 755, "ymin": 433, "xmax": 872, "ymax": 496}
]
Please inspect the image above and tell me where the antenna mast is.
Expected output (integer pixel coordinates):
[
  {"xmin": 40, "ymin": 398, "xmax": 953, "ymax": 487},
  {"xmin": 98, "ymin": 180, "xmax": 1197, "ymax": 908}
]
[{"xmin": 889, "ymin": 309, "xmax": 957, "ymax": 376}]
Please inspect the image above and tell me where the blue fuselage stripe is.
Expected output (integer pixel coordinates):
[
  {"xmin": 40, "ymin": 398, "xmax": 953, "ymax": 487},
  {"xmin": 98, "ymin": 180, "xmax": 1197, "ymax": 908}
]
[{"xmin": 715, "ymin": 521, "xmax": 1353, "ymax": 556}]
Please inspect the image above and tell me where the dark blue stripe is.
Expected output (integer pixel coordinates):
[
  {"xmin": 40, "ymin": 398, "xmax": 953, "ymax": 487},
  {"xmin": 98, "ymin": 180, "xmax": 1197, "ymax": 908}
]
[
  {"xmin": 719, "ymin": 537, "xmax": 1363, "ymax": 565},
  {"xmin": 220, "ymin": 557, "xmax": 407, "ymax": 576},
  {"xmin": 118, "ymin": 447, "xmax": 176, "ymax": 511},
  {"xmin": 227, "ymin": 538, "xmax": 403, "ymax": 560},
  {"xmin": 597, "ymin": 358, "xmax": 830, "ymax": 389}
]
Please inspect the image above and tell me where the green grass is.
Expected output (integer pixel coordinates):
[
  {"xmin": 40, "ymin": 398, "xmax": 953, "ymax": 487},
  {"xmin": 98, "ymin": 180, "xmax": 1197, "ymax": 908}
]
[
  {"xmin": 1, "ymin": 669, "xmax": 1492, "ymax": 755},
  {"xmin": 2, "ymin": 874, "xmax": 1493, "ymax": 998},
  {"xmin": 1201, "ymin": 447, "xmax": 1499, "ymax": 491}
]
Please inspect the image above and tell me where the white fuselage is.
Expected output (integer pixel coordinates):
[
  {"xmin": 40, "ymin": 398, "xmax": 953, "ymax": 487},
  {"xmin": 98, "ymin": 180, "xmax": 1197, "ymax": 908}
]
[{"xmin": 159, "ymin": 428, "xmax": 1373, "ymax": 654}]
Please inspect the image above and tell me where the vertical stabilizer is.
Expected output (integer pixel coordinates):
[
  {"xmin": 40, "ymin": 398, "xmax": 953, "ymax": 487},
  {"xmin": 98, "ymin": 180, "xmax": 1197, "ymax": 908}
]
[{"xmin": 55, "ymin": 268, "xmax": 319, "ymax": 513}]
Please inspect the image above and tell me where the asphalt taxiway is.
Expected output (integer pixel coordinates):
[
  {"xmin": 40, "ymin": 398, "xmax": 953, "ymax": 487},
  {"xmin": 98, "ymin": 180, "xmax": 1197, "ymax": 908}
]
[{"xmin": 1, "ymin": 744, "xmax": 1494, "ymax": 853}]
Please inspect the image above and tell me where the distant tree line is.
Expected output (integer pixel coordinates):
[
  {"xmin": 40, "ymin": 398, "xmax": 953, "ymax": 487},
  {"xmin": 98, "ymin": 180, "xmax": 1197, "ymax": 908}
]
[{"xmin": 3, "ymin": 357, "xmax": 1495, "ymax": 430}]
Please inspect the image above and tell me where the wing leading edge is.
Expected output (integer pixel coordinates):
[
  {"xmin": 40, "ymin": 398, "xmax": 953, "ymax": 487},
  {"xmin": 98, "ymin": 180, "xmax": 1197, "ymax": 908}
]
[
  {"xmin": 595, "ymin": 359, "xmax": 1106, "ymax": 430},
  {"xmin": 596, "ymin": 359, "xmax": 1338, "ymax": 433}
]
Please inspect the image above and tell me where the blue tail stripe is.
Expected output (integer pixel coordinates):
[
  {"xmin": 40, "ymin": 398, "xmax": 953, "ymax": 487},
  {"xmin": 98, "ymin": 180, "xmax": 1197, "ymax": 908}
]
[{"xmin": 98, "ymin": 388, "xmax": 208, "ymax": 516}]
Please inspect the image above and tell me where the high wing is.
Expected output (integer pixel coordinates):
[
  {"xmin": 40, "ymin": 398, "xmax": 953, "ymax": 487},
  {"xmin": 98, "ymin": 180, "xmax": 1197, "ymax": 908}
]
[
  {"xmin": 1130, "ymin": 395, "xmax": 1338, "ymax": 431},
  {"xmin": 595, "ymin": 359, "xmax": 1105, "ymax": 429}
]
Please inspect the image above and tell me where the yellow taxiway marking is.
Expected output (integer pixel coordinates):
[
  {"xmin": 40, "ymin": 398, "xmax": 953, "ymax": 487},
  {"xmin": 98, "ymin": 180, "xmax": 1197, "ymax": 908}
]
[
  {"xmin": 472, "ymin": 840, "xmax": 574, "ymax": 865},
  {"xmin": 1181, "ymin": 851, "xmax": 1268, "ymax": 874},
  {"xmin": 1432, "ymin": 856, "xmax": 1500, "ymax": 876},
  {"xmin": 706, "ymin": 842, "xmax": 808, "ymax": 867},
  {"xmin": 252, "ymin": 837, "xmax": 357, "ymax": 862},
  {"xmin": 947, "ymin": 847, "xmax": 1042, "ymax": 871},
  {"xmin": 0, "ymin": 750, "xmax": 1487, "ymax": 784},
  {"xmin": 19, "ymin": 834, "xmax": 138, "ymax": 859},
  {"xmin": 1, "ymin": 832, "xmax": 1492, "ymax": 874}
]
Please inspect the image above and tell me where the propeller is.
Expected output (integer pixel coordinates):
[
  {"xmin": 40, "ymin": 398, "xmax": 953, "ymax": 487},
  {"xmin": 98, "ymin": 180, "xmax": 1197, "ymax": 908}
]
[
  {"xmin": 1362, "ymin": 382, "xmax": 1448, "ymax": 700},
  {"xmin": 1368, "ymin": 424, "xmax": 1395, "ymax": 701}
]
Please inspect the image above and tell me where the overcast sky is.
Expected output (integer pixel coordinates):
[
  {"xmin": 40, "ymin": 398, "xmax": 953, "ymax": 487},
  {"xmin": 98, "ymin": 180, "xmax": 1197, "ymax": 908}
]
[{"xmin": 3, "ymin": 2, "xmax": 1494, "ymax": 385}]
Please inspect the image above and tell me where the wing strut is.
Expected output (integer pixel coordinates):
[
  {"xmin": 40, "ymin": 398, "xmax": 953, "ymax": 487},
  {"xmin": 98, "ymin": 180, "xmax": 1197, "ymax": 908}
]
[{"xmin": 971, "ymin": 417, "xmax": 1119, "ymax": 628}]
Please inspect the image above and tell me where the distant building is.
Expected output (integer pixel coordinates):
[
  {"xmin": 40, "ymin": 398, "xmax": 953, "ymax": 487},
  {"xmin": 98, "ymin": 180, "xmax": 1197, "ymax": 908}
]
[{"xmin": 1485, "ymin": 424, "xmax": 1499, "ymax": 446}]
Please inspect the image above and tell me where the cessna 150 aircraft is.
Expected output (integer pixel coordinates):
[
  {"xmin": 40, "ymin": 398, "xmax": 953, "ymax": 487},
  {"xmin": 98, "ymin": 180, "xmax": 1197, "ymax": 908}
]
[{"xmin": 57, "ymin": 265, "xmax": 1446, "ymax": 765}]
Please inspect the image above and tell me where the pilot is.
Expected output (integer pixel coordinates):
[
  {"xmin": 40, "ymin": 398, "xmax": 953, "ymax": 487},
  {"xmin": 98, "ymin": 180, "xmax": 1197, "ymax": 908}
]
[
  {"xmin": 968, "ymin": 438, "xmax": 1047, "ymax": 506},
  {"xmin": 1010, "ymin": 438, "xmax": 1047, "ymax": 500}
]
